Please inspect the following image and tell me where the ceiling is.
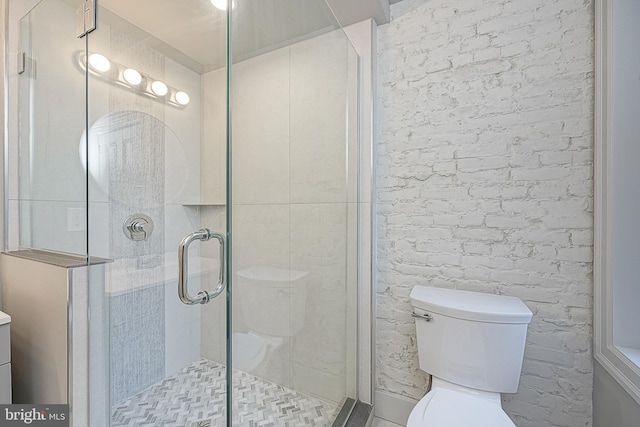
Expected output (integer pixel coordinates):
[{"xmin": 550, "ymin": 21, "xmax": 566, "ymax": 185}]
[
  {"xmin": 324, "ymin": 0, "xmax": 390, "ymax": 27},
  {"xmin": 98, "ymin": 0, "xmax": 393, "ymax": 74}
]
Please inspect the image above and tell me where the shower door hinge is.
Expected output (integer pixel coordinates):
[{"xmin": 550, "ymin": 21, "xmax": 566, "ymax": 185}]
[
  {"xmin": 76, "ymin": 0, "xmax": 96, "ymax": 38},
  {"xmin": 17, "ymin": 52, "xmax": 36, "ymax": 79},
  {"xmin": 17, "ymin": 52, "xmax": 25, "ymax": 75}
]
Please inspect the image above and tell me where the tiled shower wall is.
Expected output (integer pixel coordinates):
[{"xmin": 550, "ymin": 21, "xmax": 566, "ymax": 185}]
[{"xmin": 376, "ymin": 0, "xmax": 594, "ymax": 426}]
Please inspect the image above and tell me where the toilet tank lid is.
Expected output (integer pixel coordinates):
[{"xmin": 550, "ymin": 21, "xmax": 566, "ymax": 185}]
[
  {"xmin": 410, "ymin": 286, "xmax": 532, "ymax": 324},
  {"xmin": 0, "ymin": 311, "xmax": 10, "ymax": 326}
]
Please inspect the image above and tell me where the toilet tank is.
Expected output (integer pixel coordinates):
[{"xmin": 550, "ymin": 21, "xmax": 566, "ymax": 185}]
[{"xmin": 410, "ymin": 286, "xmax": 532, "ymax": 393}]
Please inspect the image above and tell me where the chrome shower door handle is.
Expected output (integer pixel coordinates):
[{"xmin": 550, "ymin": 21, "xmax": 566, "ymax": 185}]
[{"xmin": 178, "ymin": 228, "xmax": 226, "ymax": 305}]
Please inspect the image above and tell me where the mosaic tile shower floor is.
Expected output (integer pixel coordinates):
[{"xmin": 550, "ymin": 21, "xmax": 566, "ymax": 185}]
[{"xmin": 111, "ymin": 359, "xmax": 340, "ymax": 427}]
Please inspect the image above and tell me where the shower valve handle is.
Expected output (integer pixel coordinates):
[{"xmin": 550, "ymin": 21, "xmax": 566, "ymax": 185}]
[{"xmin": 123, "ymin": 213, "xmax": 154, "ymax": 241}]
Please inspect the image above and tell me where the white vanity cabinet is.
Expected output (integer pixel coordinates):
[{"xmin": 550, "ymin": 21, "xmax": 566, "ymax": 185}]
[{"xmin": 0, "ymin": 311, "xmax": 11, "ymax": 403}]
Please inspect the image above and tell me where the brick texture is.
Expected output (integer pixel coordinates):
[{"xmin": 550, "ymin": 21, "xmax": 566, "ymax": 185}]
[{"xmin": 376, "ymin": 0, "xmax": 594, "ymax": 426}]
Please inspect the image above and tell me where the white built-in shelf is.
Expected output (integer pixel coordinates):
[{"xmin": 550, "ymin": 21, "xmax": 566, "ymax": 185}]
[{"xmin": 181, "ymin": 203, "xmax": 226, "ymax": 207}]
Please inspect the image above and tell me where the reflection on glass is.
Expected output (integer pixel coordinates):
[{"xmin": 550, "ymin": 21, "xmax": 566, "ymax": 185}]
[
  {"xmin": 123, "ymin": 68, "xmax": 142, "ymax": 85},
  {"xmin": 150, "ymin": 80, "xmax": 168, "ymax": 96},
  {"xmin": 80, "ymin": 110, "xmax": 189, "ymax": 206},
  {"xmin": 89, "ymin": 53, "xmax": 111, "ymax": 72}
]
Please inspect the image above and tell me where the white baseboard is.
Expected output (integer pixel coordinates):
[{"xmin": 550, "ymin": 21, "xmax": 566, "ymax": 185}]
[{"xmin": 374, "ymin": 389, "xmax": 418, "ymax": 426}]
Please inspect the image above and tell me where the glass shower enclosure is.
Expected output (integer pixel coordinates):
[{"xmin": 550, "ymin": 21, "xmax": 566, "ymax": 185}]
[{"xmin": 5, "ymin": 0, "xmax": 360, "ymax": 425}]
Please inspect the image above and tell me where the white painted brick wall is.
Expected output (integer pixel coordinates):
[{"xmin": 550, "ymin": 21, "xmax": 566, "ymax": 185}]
[{"xmin": 376, "ymin": 0, "xmax": 594, "ymax": 426}]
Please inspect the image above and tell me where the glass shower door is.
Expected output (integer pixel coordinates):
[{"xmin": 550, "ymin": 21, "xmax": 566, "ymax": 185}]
[
  {"xmin": 228, "ymin": 1, "xmax": 360, "ymax": 425},
  {"xmin": 85, "ymin": 1, "xmax": 229, "ymax": 426}
]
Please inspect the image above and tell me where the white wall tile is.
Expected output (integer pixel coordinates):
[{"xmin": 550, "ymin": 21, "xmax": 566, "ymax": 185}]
[
  {"xmin": 89, "ymin": 201, "xmax": 110, "ymax": 258},
  {"xmin": 290, "ymin": 32, "xmax": 349, "ymax": 204},
  {"xmin": 289, "ymin": 203, "xmax": 348, "ymax": 402},
  {"xmin": 232, "ymin": 203, "xmax": 290, "ymax": 274},
  {"xmin": 201, "ymin": 68, "xmax": 227, "ymax": 205},
  {"xmin": 200, "ymin": 291, "xmax": 226, "ymax": 365},
  {"xmin": 232, "ymin": 48, "xmax": 290, "ymax": 205},
  {"xmin": 165, "ymin": 58, "xmax": 202, "ymax": 205},
  {"xmin": 231, "ymin": 203, "xmax": 291, "ymax": 387}
]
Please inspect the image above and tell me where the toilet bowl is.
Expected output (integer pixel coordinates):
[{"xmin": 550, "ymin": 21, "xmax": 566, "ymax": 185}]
[
  {"xmin": 407, "ymin": 379, "xmax": 515, "ymax": 427},
  {"xmin": 407, "ymin": 387, "xmax": 514, "ymax": 427},
  {"xmin": 408, "ymin": 286, "xmax": 532, "ymax": 427}
]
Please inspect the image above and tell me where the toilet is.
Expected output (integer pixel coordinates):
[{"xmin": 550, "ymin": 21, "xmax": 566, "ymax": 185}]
[{"xmin": 407, "ymin": 286, "xmax": 533, "ymax": 427}]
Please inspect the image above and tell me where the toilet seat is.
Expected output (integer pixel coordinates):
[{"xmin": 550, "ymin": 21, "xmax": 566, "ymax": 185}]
[{"xmin": 407, "ymin": 387, "xmax": 515, "ymax": 427}]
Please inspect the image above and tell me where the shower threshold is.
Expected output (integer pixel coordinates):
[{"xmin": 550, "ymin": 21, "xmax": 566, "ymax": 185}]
[{"xmin": 111, "ymin": 359, "xmax": 340, "ymax": 426}]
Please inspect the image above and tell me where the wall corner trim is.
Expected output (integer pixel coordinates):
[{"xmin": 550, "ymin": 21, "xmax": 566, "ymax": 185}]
[{"xmin": 594, "ymin": 0, "xmax": 640, "ymax": 407}]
